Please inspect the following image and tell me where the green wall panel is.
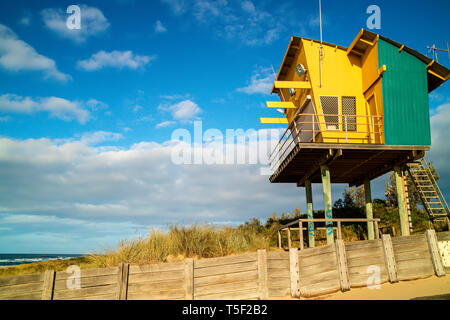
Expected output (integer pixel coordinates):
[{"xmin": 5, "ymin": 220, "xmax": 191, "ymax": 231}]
[{"xmin": 378, "ymin": 39, "xmax": 431, "ymax": 146}]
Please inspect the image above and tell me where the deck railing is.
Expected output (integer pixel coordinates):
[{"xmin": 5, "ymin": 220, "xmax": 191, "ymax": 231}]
[{"xmin": 268, "ymin": 113, "xmax": 384, "ymax": 173}]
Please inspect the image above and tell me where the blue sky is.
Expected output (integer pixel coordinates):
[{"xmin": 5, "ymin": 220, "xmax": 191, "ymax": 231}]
[{"xmin": 0, "ymin": 0, "xmax": 449, "ymax": 254}]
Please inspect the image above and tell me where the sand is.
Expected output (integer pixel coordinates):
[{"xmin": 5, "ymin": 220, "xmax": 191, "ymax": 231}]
[{"xmin": 271, "ymin": 275, "xmax": 450, "ymax": 300}]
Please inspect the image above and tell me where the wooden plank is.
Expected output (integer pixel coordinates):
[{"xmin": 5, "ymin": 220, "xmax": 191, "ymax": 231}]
[
  {"xmin": 392, "ymin": 242, "xmax": 429, "ymax": 254},
  {"xmin": 267, "ymin": 251, "xmax": 289, "ymax": 260},
  {"xmin": 184, "ymin": 258, "xmax": 194, "ymax": 300},
  {"xmin": 194, "ymin": 288, "xmax": 259, "ymax": 300},
  {"xmin": 267, "ymin": 277, "xmax": 290, "ymax": 288},
  {"xmin": 289, "ymin": 248, "xmax": 300, "ymax": 298},
  {"xmin": 298, "ymin": 251, "xmax": 337, "ymax": 268},
  {"xmin": 129, "ymin": 262, "xmax": 184, "ymax": 274},
  {"xmin": 266, "ymin": 101, "xmax": 296, "ymax": 109},
  {"xmin": 299, "ymin": 260, "xmax": 338, "ymax": 277},
  {"xmin": 55, "ymin": 267, "xmax": 118, "ymax": 280},
  {"xmin": 128, "ymin": 279, "xmax": 184, "ymax": 293},
  {"xmin": 396, "ymin": 258, "xmax": 434, "ymax": 271},
  {"xmin": 0, "ymin": 273, "xmax": 43, "ymax": 287},
  {"xmin": 298, "ymin": 244, "xmax": 335, "ymax": 258},
  {"xmin": 128, "ymin": 270, "xmax": 184, "ymax": 283},
  {"xmin": 349, "ymin": 272, "xmax": 389, "ymax": 288},
  {"xmin": 299, "ymin": 269, "xmax": 339, "ymax": 287},
  {"xmin": 64, "ymin": 293, "xmax": 117, "ymax": 301},
  {"xmin": 194, "ymin": 253, "xmax": 256, "ymax": 269},
  {"xmin": 394, "ymin": 249, "xmax": 431, "ymax": 262},
  {"xmin": 268, "ymin": 287, "xmax": 290, "ymax": 298},
  {"xmin": 53, "ymin": 284, "xmax": 117, "ymax": 300},
  {"xmin": 274, "ymin": 81, "xmax": 311, "ymax": 89},
  {"xmin": 194, "ymin": 280, "xmax": 258, "ymax": 296},
  {"xmin": 345, "ymin": 246, "xmax": 384, "ymax": 260},
  {"xmin": 436, "ymin": 231, "xmax": 450, "ymax": 241},
  {"xmin": 127, "ymin": 288, "xmax": 185, "ymax": 300},
  {"xmin": 396, "ymin": 265, "xmax": 434, "ymax": 280},
  {"xmin": 42, "ymin": 269, "xmax": 55, "ymax": 300},
  {"xmin": 335, "ymin": 240, "xmax": 350, "ymax": 292},
  {"xmin": 267, "ymin": 268, "xmax": 290, "ymax": 279},
  {"xmin": 347, "ymin": 255, "xmax": 386, "ymax": 268},
  {"xmin": 0, "ymin": 282, "xmax": 43, "ymax": 299},
  {"xmin": 0, "ymin": 291, "xmax": 43, "ymax": 300},
  {"xmin": 348, "ymin": 264, "xmax": 388, "ymax": 276},
  {"xmin": 195, "ymin": 270, "xmax": 258, "ymax": 287},
  {"xmin": 260, "ymin": 118, "xmax": 288, "ymax": 124},
  {"xmin": 391, "ymin": 234, "xmax": 426, "ymax": 244},
  {"xmin": 299, "ymin": 278, "xmax": 340, "ymax": 297},
  {"xmin": 257, "ymin": 249, "xmax": 268, "ymax": 300},
  {"xmin": 345, "ymin": 239, "xmax": 383, "ymax": 251},
  {"xmin": 267, "ymin": 259, "xmax": 289, "ymax": 270},
  {"xmin": 426, "ymin": 229, "xmax": 446, "ymax": 277},
  {"xmin": 381, "ymin": 234, "xmax": 398, "ymax": 283},
  {"xmin": 54, "ymin": 274, "xmax": 117, "ymax": 291},
  {"xmin": 195, "ymin": 261, "xmax": 257, "ymax": 278}
]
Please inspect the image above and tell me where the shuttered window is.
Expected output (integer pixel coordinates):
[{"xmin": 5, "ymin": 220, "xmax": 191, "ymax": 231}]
[
  {"xmin": 319, "ymin": 96, "xmax": 339, "ymax": 130},
  {"xmin": 342, "ymin": 96, "xmax": 357, "ymax": 131}
]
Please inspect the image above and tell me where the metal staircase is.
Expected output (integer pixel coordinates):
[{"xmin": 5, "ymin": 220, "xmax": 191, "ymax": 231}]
[{"xmin": 406, "ymin": 159, "xmax": 450, "ymax": 228}]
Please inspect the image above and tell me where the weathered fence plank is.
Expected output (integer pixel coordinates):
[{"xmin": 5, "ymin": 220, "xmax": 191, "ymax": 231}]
[
  {"xmin": 335, "ymin": 240, "xmax": 350, "ymax": 292},
  {"xmin": 184, "ymin": 258, "xmax": 194, "ymax": 300},
  {"xmin": 289, "ymin": 248, "xmax": 300, "ymax": 298},
  {"xmin": 257, "ymin": 249, "xmax": 268, "ymax": 300},
  {"xmin": 381, "ymin": 234, "xmax": 398, "ymax": 283},
  {"xmin": 425, "ymin": 229, "xmax": 446, "ymax": 277}
]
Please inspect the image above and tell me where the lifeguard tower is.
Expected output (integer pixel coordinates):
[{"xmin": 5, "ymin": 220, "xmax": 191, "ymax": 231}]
[{"xmin": 261, "ymin": 29, "xmax": 450, "ymax": 247}]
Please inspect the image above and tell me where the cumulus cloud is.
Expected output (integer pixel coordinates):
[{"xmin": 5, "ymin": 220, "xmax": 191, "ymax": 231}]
[
  {"xmin": 0, "ymin": 94, "xmax": 94, "ymax": 124},
  {"xmin": 155, "ymin": 20, "xmax": 167, "ymax": 33},
  {"xmin": 155, "ymin": 120, "xmax": 176, "ymax": 128},
  {"xmin": 41, "ymin": 5, "xmax": 110, "ymax": 43},
  {"xmin": 159, "ymin": 99, "xmax": 202, "ymax": 120},
  {"xmin": 237, "ymin": 66, "xmax": 275, "ymax": 95},
  {"xmin": 77, "ymin": 50, "xmax": 156, "ymax": 71},
  {"xmin": 160, "ymin": 0, "xmax": 186, "ymax": 15},
  {"xmin": 0, "ymin": 24, "xmax": 70, "ymax": 82}
]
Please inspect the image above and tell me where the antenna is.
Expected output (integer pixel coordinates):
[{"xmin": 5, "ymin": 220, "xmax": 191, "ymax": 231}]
[
  {"xmin": 271, "ymin": 64, "xmax": 286, "ymax": 102},
  {"xmin": 426, "ymin": 43, "xmax": 449, "ymax": 63},
  {"xmin": 318, "ymin": 0, "xmax": 323, "ymax": 88}
]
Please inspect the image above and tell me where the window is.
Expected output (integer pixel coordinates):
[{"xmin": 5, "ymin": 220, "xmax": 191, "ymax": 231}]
[
  {"xmin": 342, "ymin": 96, "xmax": 356, "ymax": 131},
  {"xmin": 319, "ymin": 96, "xmax": 339, "ymax": 130}
]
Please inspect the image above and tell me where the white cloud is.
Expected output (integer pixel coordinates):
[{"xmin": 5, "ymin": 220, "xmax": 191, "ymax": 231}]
[
  {"xmin": 80, "ymin": 131, "xmax": 123, "ymax": 145},
  {"xmin": 237, "ymin": 67, "xmax": 275, "ymax": 95},
  {"xmin": 41, "ymin": 5, "xmax": 110, "ymax": 43},
  {"xmin": 155, "ymin": 20, "xmax": 167, "ymax": 33},
  {"xmin": 159, "ymin": 99, "xmax": 202, "ymax": 120},
  {"xmin": 155, "ymin": 120, "xmax": 176, "ymax": 129},
  {"xmin": 77, "ymin": 50, "xmax": 156, "ymax": 71},
  {"xmin": 0, "ymin": 94, "xmax": 93, "ymax": 124},
  {"xmin": 0, "ymin": 24, "xmax": 70, "ymax": 82},
  {"xmin": 160, "ymin": 0, "xmax": 186, "ymax": 15},
  {"xmin": 19, "ymin": 15, "xmax": 31, "ymax": 26}
]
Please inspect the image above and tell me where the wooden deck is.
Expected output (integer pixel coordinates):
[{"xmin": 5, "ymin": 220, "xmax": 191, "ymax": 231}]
[{"xmin": 269, "ymin": 143, "xmax": 429, "ymax": 186}]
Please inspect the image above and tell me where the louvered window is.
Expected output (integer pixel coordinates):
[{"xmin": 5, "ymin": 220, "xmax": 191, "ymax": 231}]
[
  {"xmin": 342, "ymin": 96, "xmax": 356, "ymax": 131},
  {"xmin": 319, "ymin": 96, "xmax": 339, "ymax": 130}
]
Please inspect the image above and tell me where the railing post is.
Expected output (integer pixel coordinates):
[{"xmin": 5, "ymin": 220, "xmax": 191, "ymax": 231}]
[
  {"xmin": 337, "ymin": 220, "xmax": 342, "ymax": 240},
  {"xmin": 257, "ymin": 249, "xmax": 269, "ymax": 300},
  {"xmin": 425, "ymin": 229, "xmax": 446, "ymax": 277},
  {"xmin": 289, "ymin": 248, "xmax": 300, "ymax": 298},
  {"xmin": 335, "ymin": 240, "xmax": 350, "ymax": 292},
  {"xmin": 364, "ymin": 178, "xmax": 375, "ymax": 240},
  {"xmin": 117, "ymin": 263, "xmax": 129, "ymax": 300},
  {"xmin": 305, "ymin": 180, "xmax": 315, "ymax": 248},
  {"xmin": 299, "ymin": 221, "xmax": 304, "ymax": 250},
  {"xmin": 321, "ymin": 165, "xmax": 334, "ymax": 244},
  {"xmin": 372, "ymin": 116, "xmax": 375, "ymax": 144},
  {"xmin": 287, "ymin": 228, "xmax": 291, "ymax": 249},
  {"xmin": 381, "ymin": 234, "xmax": 398, "ymax": 283},
  {"xmin": 344, "ymin": 116, "xmax": 348, "ymax": 143},
  {"xmin": 42, "ymin": 269, "xmax": 55, "ymax": 300},
  {"xmin": 278, "ymin": 230, "xmax": 282, "ymax": 249},
  {"xmin": 184, "ymin": 258, "xmax": 194, "ymax": 300}
]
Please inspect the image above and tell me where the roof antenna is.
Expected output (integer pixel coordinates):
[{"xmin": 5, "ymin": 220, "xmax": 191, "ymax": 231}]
[
  {"xmin": 319, "ymin": 0, "xmax": 323, "ymax": 88},
  {"xmin": 426, "ymin": 43, "xmax": 450, "ymax": 63}
]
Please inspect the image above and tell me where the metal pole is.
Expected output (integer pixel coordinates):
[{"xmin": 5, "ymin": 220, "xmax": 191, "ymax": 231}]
[
  {"xmin": 364, "ymin": 178, "xmax": 375, "ymax": 240},
  {"xmin": 305, "ymin": 180, "xmax": 315, "ymax": 248},
  {"xmin": 321, "ymin": 165, "xmax": 334, "ymax": 244},
  {"xmin": 299, "ymin": 221, "xmax": 304, "ymax": 250}
]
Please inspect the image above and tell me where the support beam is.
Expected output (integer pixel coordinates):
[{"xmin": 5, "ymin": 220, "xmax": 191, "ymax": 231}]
[
  {"xmin": 260, "ymin": 118, "xmax": 288, "ymax": 124},
  {"xmin": 394, "ymin": 166, "xmax": 409, "ymax": 236},
  {"xmin": 266, "ymin": 101, "xmax": 296, "ymax": 109},
  {"xmin": 364, "ymin": 178, "xmax": 375, "ymax": 240},
  {"xmin": 305, "ymin": 180, "xmax": 315, "ymax": 247},
  {"xmin": 321, "ymin": 165, "xmax": 334, "ymax": 244},
  {"xmin": 274, "ymin": 81, "xmax": 311, "ymax": 89}
]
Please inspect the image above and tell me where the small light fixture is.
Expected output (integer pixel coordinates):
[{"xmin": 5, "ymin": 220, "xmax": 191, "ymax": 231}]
[{"xmin": 295, "ymin": 64, "xmax": 307, "ymax": 77}]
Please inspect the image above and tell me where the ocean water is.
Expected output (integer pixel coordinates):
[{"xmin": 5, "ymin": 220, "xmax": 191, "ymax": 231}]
[{"xmin": 0, "ymin": 254, "xmax": 84, "ymax": 267}]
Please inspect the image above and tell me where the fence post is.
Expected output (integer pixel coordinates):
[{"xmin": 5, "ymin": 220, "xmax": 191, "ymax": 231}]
[
  {"xmin": 278, "ymin": 230, "xmax": 282, "ymax": 249},
  {"xmin": 184, "ymin": 258, "xmax": 194, "ymax": 300},
  {"xmin": 425, "ymin": 229, "xmax": 446, "ymax": 277},
  {"xmin": 381, "ymin": 234, "xmax": 398, "ymax": 283},
  {"xmin": 289, "ymin": 248, "xmax": 300, "ymax": 298},
  {"xmin": 117, "ymin": 263, "xmax": 129, "ymax": 300},
  {"xmin": 42, "ymin": 269, "xmax": 55, "ymax": 300},
  {"xmin": 335, "ymin": 240, "xmax": 350, "ymax": 292},
  {"xmin": 257, "ymin": 249, "xmax": 268, "ymax": 300}
]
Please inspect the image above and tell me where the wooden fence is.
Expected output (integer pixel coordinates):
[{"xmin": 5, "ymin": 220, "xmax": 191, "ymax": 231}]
[{"xmin": 0, "ymin": 230, "xmax": 448, "ymax": 300}]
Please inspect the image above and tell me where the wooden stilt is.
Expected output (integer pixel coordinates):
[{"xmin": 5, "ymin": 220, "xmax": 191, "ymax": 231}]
[
  {"xmin": 364, "ymin": 178, "xmax": 375, "ymax": 240},
  {"xmin": 305, "ymin": 180, "xmax": 315, "ymax": 248},
  {"xmin": 394, "ymin": 166, "xmax": 409, "ymax": 236},
  {"xmin": 321, "ymin": 165, "xmax": 334, "ymax": 244}
]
